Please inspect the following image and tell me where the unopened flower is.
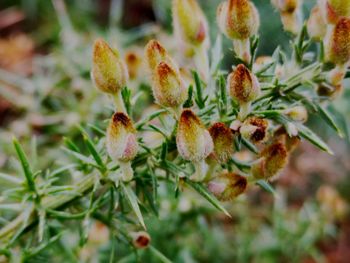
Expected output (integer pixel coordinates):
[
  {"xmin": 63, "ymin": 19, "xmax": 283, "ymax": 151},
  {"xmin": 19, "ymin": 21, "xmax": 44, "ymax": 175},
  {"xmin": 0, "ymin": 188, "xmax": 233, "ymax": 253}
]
[
  {"xmin": 130, "ymin": 231, "xmax": 151, "ymax": 249},
  {"xmin": 144, "ymin": 40, "xmax": 175, "ymax": 73},
  {"xmin": 317, "ymin": 82, "xmax": 343, "ymax": 98},
  {"xmin": 172, "ymin": 0, "xmax": 209, "ymax": 47},
  {"xmin": 207, "ymin": 173, "xmax": 247, "ymax": 201},
  {"xmin": 176, "ymin": 109, "xmax": 213, "ymax": 181},
  {"xmin": 307, "ymin": 5, "xmax": 327, "ymax": 41},
  {"xmin": 209, "ymin": 122, "xmax": 234, "ymax": 163},
  {"xmin": 271, "ymin": 0, "xmax": 302, "ymax": 34},
  {"xmin": 217, "ymin": 0, "xmax": 259, "ymax": 62},
  {"xmin": 125, "ymin": 50, "xmax": 142, "ymax": 80},
  {"xmin": 107, "ymin": 112, "xmax": 138, "ymax": 181},
  {"xmin": 91, "ymin": 38, "xmax": 128, "ymax": 94},
  {"xmin": 240, "ymin": 117, "xmax": 269, "ymax": 144},
  {"xmin": 328, "ymin": 65, "xmax": 347, "ymax": 85},
  {"xmin": 283, "ymin": 106, "xmax": 308, "ymax": 123},
  {"xmin": 325, "ymin": 18, "xmax": 350, "ymax": 65},
  {"xmin": 228, "ymin": 64, "xmax": 260, "ymax": 119},
  {"xmin": 152, "ymin": 61, "xmax": 187, "ymax": 109},
  {"xmin": 273, "ymin": 126, "xmax": 300, "ymax": 152},
  {"xmin": 251, "ymin": 141, "xmax": 288, "ymax": 179},
  {"xmin": 324, "ymin": 0, "xmax": 350, "ymax": 24},
  {"xmin": 217, "ymin": 0, "xmax": 259, "ymax": 40}
]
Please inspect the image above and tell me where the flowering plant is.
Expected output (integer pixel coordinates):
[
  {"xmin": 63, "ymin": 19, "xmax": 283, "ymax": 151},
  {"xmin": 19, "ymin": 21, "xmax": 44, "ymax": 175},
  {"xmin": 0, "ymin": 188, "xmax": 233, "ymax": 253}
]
[{"xmin": 0, "ymin": 0, "xmax": 349, "ymax": 261}]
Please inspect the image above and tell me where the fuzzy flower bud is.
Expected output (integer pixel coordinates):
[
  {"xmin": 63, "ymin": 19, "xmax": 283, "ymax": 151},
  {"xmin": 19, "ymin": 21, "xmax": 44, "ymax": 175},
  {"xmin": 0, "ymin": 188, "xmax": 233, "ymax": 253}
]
[
  {"xmin": 177, "ymin": 110, "xmax": 214, "ymax": 181},
  {"xmin": 91, "ymin": 38, "xmax": 128, "ymax": 94},
  {"xmin": 208, "ymin": 122, "xmax": 234, "ymax": 163},
  {"xmin": 271, "ymin": 0, "xmax": 303, "ymax": 34},
  {"xmin": 325, "ymin": 18, "xmax": 350, "ymax": 65},
  {"xmin": 144, "ymin": 40, "xmax": 175, "ymax": 73},
  {"xmin": 172, "ymin": 0, "xmax": 209, "ymax": 47},
  {"xmin": 324, "ymin": 0, "xmax": 350, "ymax": 24},
  {"xmin": 252, "ymin": 141, "xmax": 288, "ymax": 179},
  {"xmin": 307, "ymin": 5, "xmax": 327, "ymax": 41},
  {"xmin": 240, "ymin": 117, "xmax": 269, "ymax": 144},
  {"xmin": 125, "ymin": 51, "xmax": 142, "ymax": 80},
  {"xmin": 152, "ymin": 62, "xmax": 187, "ymax": 108},
  {"xmin": 228, "ymin": 64, "xmax": 260, "ymax": 119},
  {"xmin": 283, "ymin": 106, "xmax": 308, "ymax": 123},
  {"xmin": 217, "ymin": 0, "xmax": 260, "ymax": 40},
  {"xmin": 130, "ymin": 231, "xmax": 151, "ymax": 249},
  {"xmin": 274, "ymin": 127, "xmax": 300, "ymax": 152},
  {"xmin": 207, "ymin": 173, "xmax": 247, "ymax": 201},
  {"xmin": 217, "ymin": 0, "xmax": 259, "ymax": 62},
  {"xmin": 107, "ymin": 112, "xmax": 138, "ymax": 182},
  {"xmin": 177, "ymin": 110, "xmax": 213, "ymax": 162}
]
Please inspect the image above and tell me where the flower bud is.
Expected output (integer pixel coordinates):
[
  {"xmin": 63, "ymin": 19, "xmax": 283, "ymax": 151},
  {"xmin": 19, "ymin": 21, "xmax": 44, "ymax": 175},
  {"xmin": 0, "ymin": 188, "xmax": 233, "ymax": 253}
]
[
  {"xmin": 217, "ymin": 0, "xmax": 260, "ymax": 40},
  {"xmin": 252, "ymin": 141, "xmax": 288, "ymax": 179},
  {"xmin": 208, "ymin": 122, "xmax": 234, "ymax": 163},
  {"xmin": 271, "ymin": 0, "xmax": 302, "ymax": 34},
  {"xmin": 207, "ymin": 173, "xmax": 247, "ymax": 201},
  {"xmin": 107, "ymin": 112, "xmax": 138, "ymax": 162},
  {"xmin": 283, "ymin": 106, "xmax": 308, "ymax": 123},
  {"xmin": 228, "ymin": 64, "xmax": 260, "ymax": 105},
  {"xmin": 240, "ymin": 117, "xmax": 269, "ymax": 144},
  {"xmin": 130, "ymin": 231, "xmax": 151, "ymax": 249},
  {"xmin": 172, "ymin": 0, "xmax": 209, "ymax": 46},
  {"xmin": 271, "ymin": 0, "xmax": 298, "ymax": 13},
  {"xmin": 273, "ymin": 126, "xmax": 300, "ymax": 152},
  {"xmin": 317, "ymin": 82, "xmax": 343, "ymax": 98},
  {"xmin": 152, "ymin": 61, "xmax": 187, "ymax": 108},
  {"xmin": 176, "ymin": 109, "xmax": 213, "ymax": 162},
  {"xmin": 325, "ymin": 18, "xmax": 350, "ymax": 65},
  {"xmin": 307, "ymin": 5, "xmax": 327, "ymax": 41},
  {"xmin": 144, "ymin": 40, "xmax": 175, "ymax": 73},
  {"xmin": 324, "ymin": 0, "xmax": 350, "ymax": 24},
  {"xmin": 125, "ymin": 50, "xmax": 142, "ymax": 80},
  {"xmin": 91, "ymin": 38, "xmax": 128, "ymax": 94}
]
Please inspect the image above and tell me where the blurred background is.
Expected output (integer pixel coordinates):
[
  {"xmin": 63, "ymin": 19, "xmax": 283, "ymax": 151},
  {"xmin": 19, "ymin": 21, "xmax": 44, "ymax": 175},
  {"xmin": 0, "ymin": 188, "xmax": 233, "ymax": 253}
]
[{"xmin": 0, "ymin": 0, "xmax": 350, "ymax": 262}]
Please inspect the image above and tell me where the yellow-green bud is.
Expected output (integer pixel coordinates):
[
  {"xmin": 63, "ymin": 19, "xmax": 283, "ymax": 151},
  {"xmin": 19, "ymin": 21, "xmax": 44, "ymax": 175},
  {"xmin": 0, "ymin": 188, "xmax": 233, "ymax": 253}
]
[
  {"xmin": 252, "ymin": 141, "xmax": 288, "ymax": 179},
  {"xmin": 228, "ymin": 64, "xmax": 260, "ymax": 105},
  {"xmin": 283, "ymin": 106, "xmax": 308, "ymax": 123},
  {"xmin": 144, "ymin": 40, "xmax": 176, "ymax": 73},
  {"xmin": 176, "ymin": 109, "xmax": 214, "ymax": 162},
  {"xmin": 107, "ymin": 112, "xmax": 138, "ymax": 163},
  {"xmin": 208, "ymin": 122, "xmax": 234, "ymax": 163},
  {"xmin": 324, "ymin": 0, "xmax": 350, "ymax": 24},
  {"xmin": 307, "ymin": 5, "xmax": 327, "ymax": 41},
  {"xmin": 91, "ymin": 38, "xmax": 128, "ymax": 94},
  {"xmin": 152, "ymin": 61, "xmax": 187, "ymax": 108},
  {"xmin": 172, "ymin": 0, "xmax": 209, "ymax": 46},
  {"xmin": 271, "ymin": 0, "xmax": 303, "ymax": 34},
  {"xmin": 325, "ymin": 18, "xmax": 350, "ymax": 65},
  {"xmin": 217, "ymin": 0, "xmax": 260, "ymax": 40},
  {"xmin": 207, "ymin": 173, "xmax": 247, "ymax": 201}
]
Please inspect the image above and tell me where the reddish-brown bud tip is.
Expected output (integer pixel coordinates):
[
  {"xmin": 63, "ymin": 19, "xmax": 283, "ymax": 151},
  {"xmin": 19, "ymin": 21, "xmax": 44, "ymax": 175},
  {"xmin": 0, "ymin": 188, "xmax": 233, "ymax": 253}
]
[
  {"xmin": 240, "ymin": 117, "xmax": 269, "ymax": 144},
  {"xmin": 131, "ymin": 231, "xmax": 151, "ymax": 249},
  {"xmin": 208, "ymin": 173, "xmax": 247, "ymax": 201}
]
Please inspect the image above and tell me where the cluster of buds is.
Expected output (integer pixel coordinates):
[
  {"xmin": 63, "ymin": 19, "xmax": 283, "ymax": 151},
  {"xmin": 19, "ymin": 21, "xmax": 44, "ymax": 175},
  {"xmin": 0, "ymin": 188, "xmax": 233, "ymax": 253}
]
[
  {"xmin": 91, "ymin": 38, "xmax": 129, "ymax": 112},
  {"xmin": 106, "ymin": 112, "xmax": 138, "ymax": 182},
  {"xmin": 145, "ymin": 40, "xmax": 187, "ymax": 114},
  {"xmin": 172, "ymin": 0, "xmax": 210, "ymax": 81},
  {"xmin": 217, "ymin": 0, "xmax": 260, "ymax": 63},
  {"xmin": 176, "ymin": 109, "xmax": 214, "ymax": 181},
  {"xmin": 227, "ymin": 64, "xmax": 261, "ymax": 120},
  {"xmin": 271, "ymin": 0, "xmax": 303, "ymax": 35},
  {"xmin": 308, "ymin": 1, "xmax": 350, "ymax": 91}
]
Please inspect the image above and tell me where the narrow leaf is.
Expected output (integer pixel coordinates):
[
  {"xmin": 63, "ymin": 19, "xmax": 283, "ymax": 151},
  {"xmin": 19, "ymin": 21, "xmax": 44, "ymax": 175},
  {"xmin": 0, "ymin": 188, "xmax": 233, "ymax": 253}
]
[
  {"xmin": 316, "ymin": 105, "xmax": 344, "ymax": 138},
  {"xmin": 121, "ymin": 183, "xmax": 146, "ymax": 230},
  {"xmin": 185, "ymin": 179, "xmax": 231, "ymax": 218},
  {"xmin": 297, "ymin": 124, "xmax": 334, "ymax": 154},
  {"xmin": 256, "ymin": 180, "xmax": 276, "ymax": 195}
]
